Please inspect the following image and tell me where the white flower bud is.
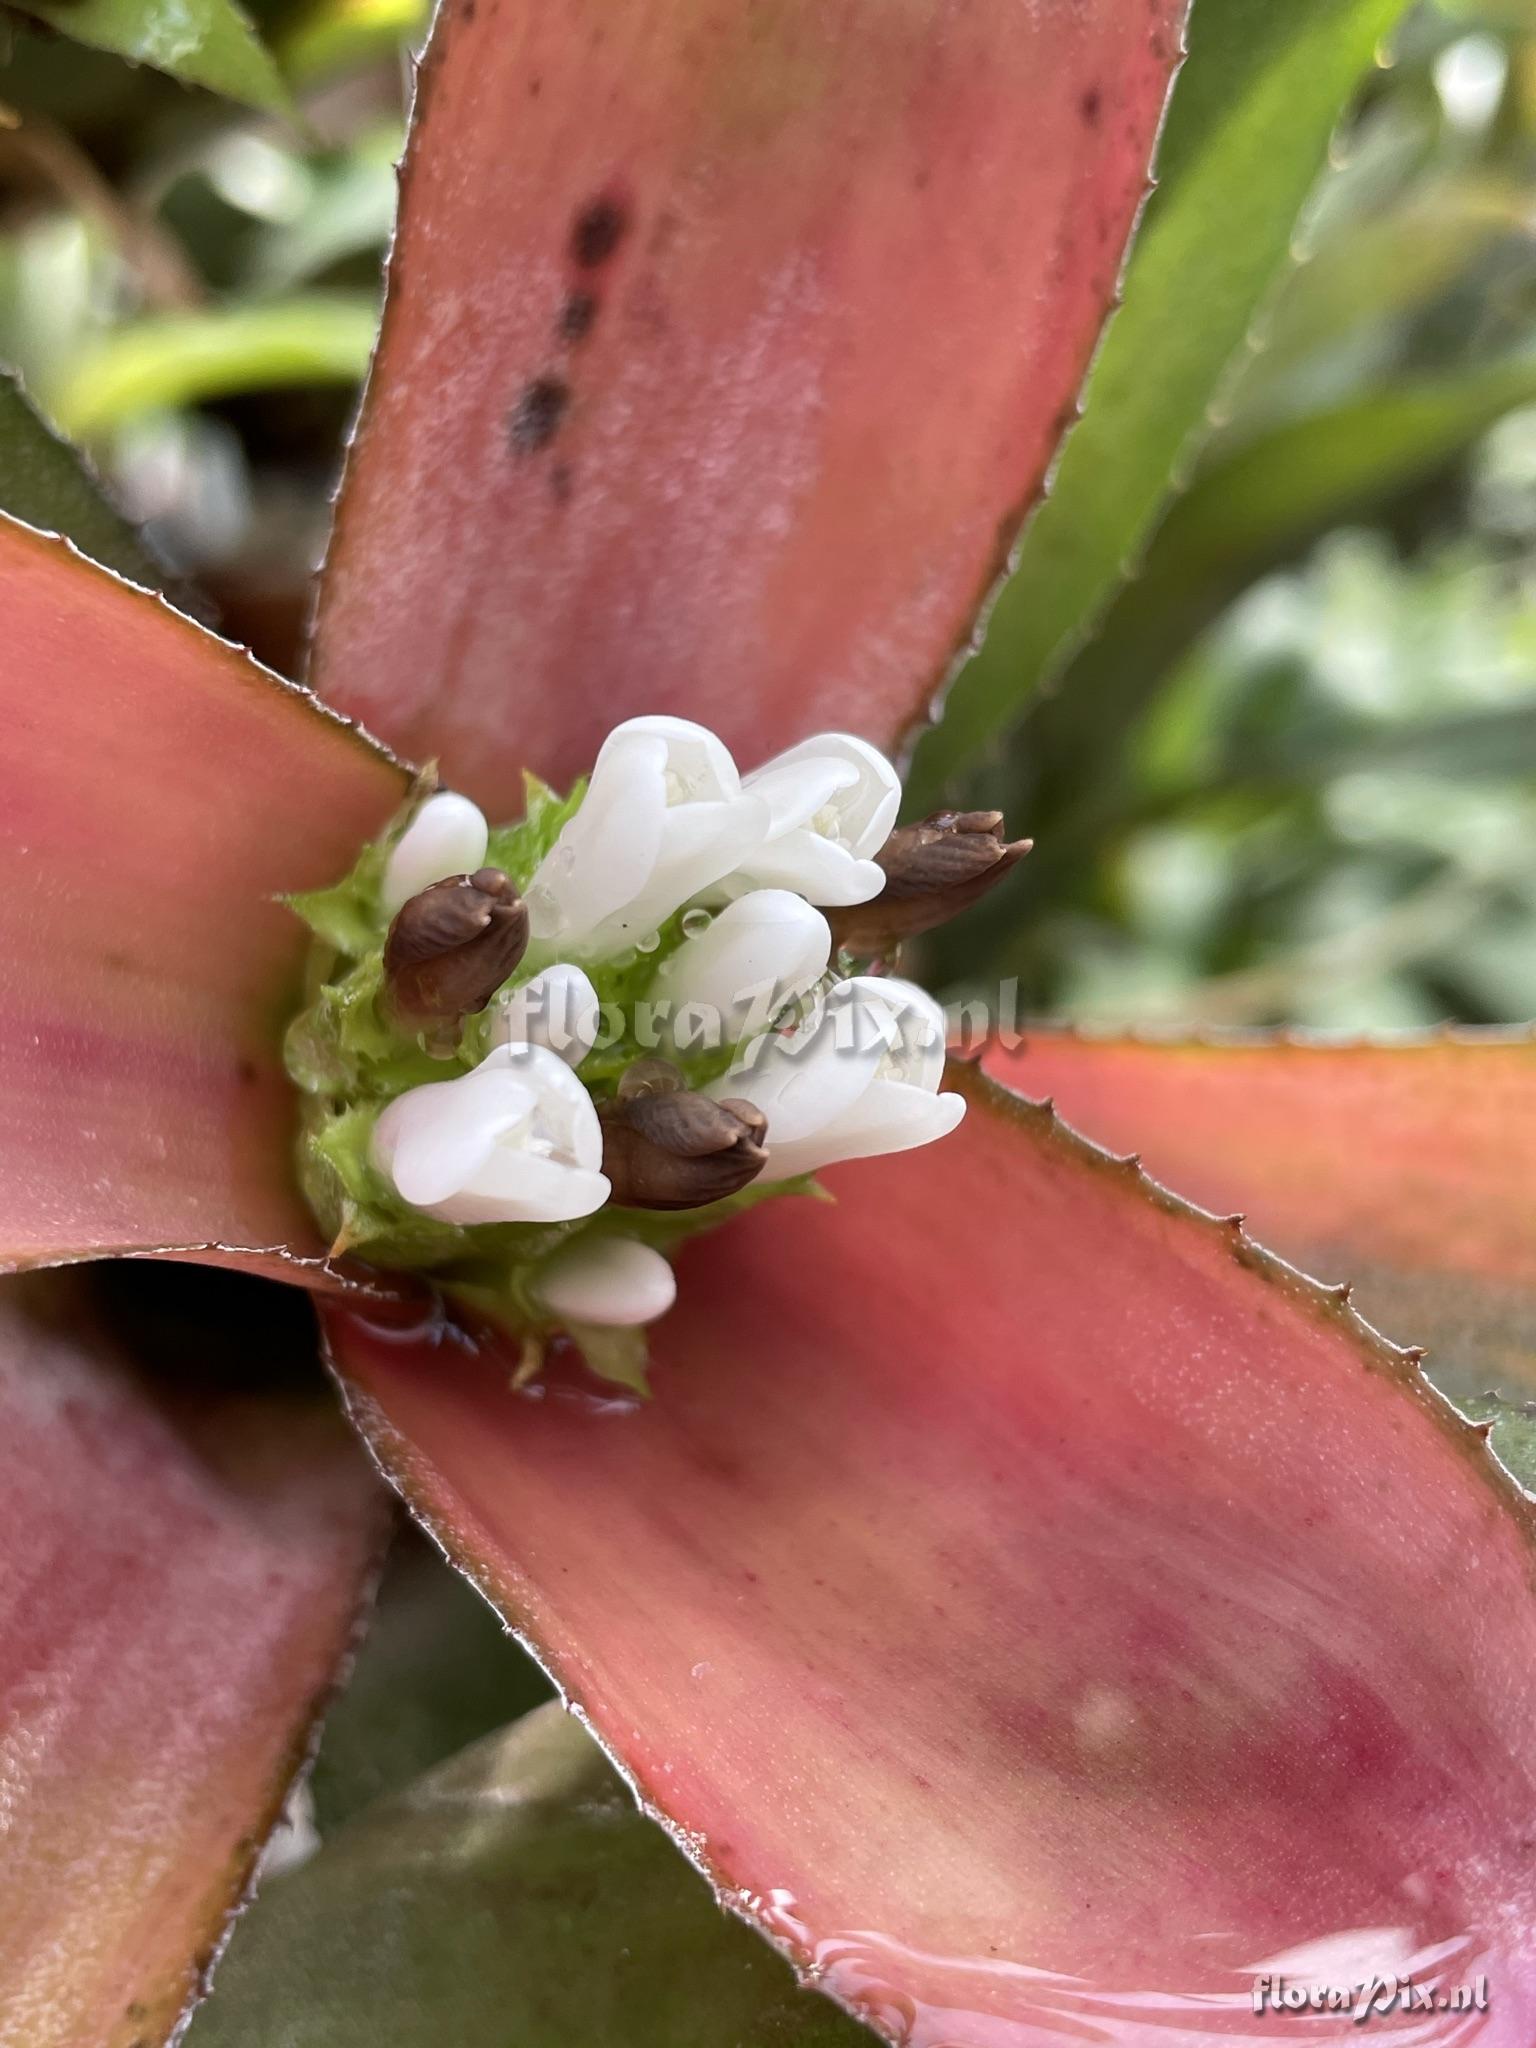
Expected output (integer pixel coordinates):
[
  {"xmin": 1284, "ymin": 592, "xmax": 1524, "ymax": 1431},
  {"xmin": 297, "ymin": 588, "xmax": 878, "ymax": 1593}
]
[
  {"xmin": 526, "ymin": 716, "xmax": 769, "ymax": 956},
  {"xmin": 536, "ymin": 1237, "xmax": 677, "ymax": 1327},
  {"xmin": 649, "ymin": 891, "xmax": 830, "ymax": 1050},
  {"xmin": 714, "ymin": 974, "xmax": 962, "ymax": 1182},
  {"xmin": 380, "ymin": 791, "xmax": 490, "ymax": 913},
  {"xmin": 732, "ymin": 733, "xmax": 901, "ymax": 906},
  {"xmin": 370, "ymin": 1044, "xmax": 608, "ymax": 1225},
  {"xmin": 488, "ymin": 962, "xmax": 601, "ymax": 1067}
]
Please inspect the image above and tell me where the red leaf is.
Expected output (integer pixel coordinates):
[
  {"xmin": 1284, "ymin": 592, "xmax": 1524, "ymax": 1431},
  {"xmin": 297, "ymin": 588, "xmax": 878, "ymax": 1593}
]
[
  {"xmin": 325, "ymin": 1070, "xmax": 1536, "ymax": 2044},
  {"xmin": 312, "ymin": 0, "xmax": 1187, "ymax": 798},
  {"xmin": 0, "ymin": 1281, "xmax": 383, "ymax": 2047},
  {"xmin": 994, "ymin": 1029, "xmax": 1536, "ymax": 1394},
  {"xmin": 0, "ymin": 520, "xmax": 406, "ymax": 1280}
]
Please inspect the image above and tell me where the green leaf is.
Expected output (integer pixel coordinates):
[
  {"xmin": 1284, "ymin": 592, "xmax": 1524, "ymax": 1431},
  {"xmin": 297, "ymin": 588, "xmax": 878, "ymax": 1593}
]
[
  {"xmin": 1460, "ymin": 1393, "xmax": 1536, "ymax": 1500},
  {"xmin": 1217, "ymin": 703, "xmax": 1536, "ymax": 789},
  {"xmin": 52, "ymin": 293, "xmax": 379, "ymax": 437},
  {"xmin": 0, "ymin": 369, "xmax": 161, "ymax": 584},
  {"xmin": 908, "ymin": 0, "xmax": 1407, "ymax": 804},
  {"xmin": 277, "ymin": 0, "xmax": 428, "ymax": 88},
  {"xmin": 308, "ymin": 1531, "xmax": 554, "ymax": 1833},
  {"xmin": 190, "ymin": 1704, "xmax": 874, "ymax": 2048},
  {"xmin": 941, "ymin": 357, "xmax": 1536, "ymax": 956},
  {"xmin": 251, "ymin": 124, "xmax": 404, "ymax": 292},
  {"xmin": 6, "ymin": 0, "xmax": 292, "ymax": 114},
  {"xmin": 1054, "ymin": 357, "xmax": 1536, "ymax": 756}
]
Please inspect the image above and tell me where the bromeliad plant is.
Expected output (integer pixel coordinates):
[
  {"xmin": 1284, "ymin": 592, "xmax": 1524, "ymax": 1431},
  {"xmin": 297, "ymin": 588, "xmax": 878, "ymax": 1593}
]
[{"xmin": 3, "ymin": 4, "xmax": 1536, "ymax": 2047}]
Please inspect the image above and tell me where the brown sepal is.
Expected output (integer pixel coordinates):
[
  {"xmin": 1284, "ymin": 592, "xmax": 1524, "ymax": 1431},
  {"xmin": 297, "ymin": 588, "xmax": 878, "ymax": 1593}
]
[
  {"xmin": 601, "ymin": 1080, "xmax": 768, "ymax": 1210},
  {"xmin": 828, "ymin": 810, "xmax": 1031, "ymax": 955},
  {"xmin": 382, "ymin": 867, "xmax": 529, "ymax": 1041}
]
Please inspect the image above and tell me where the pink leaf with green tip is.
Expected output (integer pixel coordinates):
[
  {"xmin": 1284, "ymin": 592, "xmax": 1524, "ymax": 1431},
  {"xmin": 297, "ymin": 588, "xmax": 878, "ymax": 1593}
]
[
  {"xmin": 325, "ymin": 1069, "xmax": 1536, "ymax": 2047},
  {"xmin": 312, "ymin": 0, "xmax": 1187, "ymax": 798},
  {"xmin": 994, "ymin": 1029, "xmax": 1536, "ymax": 1396},
  {"xmin": 0, "ymin": 518, "xmax": 406, "ymax": 1281},
  {"xmin": 0, "ymin": 1280, "xmax": 383, "ymax": 2047}
]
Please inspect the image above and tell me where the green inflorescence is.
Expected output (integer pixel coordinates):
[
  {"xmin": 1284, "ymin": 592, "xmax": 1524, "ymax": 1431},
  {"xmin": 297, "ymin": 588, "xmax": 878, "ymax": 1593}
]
[{"xmin": 283, "ymin": 775, "xmax": 814, "ymax": 1390}]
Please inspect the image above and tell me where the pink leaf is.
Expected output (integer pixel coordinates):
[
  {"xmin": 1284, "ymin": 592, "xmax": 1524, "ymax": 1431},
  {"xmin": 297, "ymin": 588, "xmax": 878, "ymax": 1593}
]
[
  {"xmin": 994, "ymin": 1029, "xmax": 1536, "ymax": 1394},
  {"xmin": 0, "ymin": 519, "xmax": 406, "ymax": 1280},
  {"xmin": 325, "ymin": 1069, "xmax": 1536, "ymax": 2045},
  {"xmin": 0, "ymin": 1279, "xmax": 384, "ymax": 2046},
  {"xmin": 312, "ymin": 0, "xmax": 1187, "ymax": 797}
]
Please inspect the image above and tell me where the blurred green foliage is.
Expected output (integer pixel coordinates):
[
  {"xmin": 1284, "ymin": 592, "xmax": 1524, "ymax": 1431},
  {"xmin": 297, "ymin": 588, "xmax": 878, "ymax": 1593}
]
[
  {"xmin": 0, "ymin": 6, "xmax": 412, "ymax": 655},
  {"xmin": 907, "ymin": 0, "xmax": 1408, "ymax": 801},
  {"xmin": 7, "ymin": 0, "xmax": 290, "ymax": 112},
  {"xmin": 189, "ymin": 1700, "xmax": 870, "ymax": 2048},
  {"xmin": 921, "ymin": 0, "xmax": 1536, "ymax": 1031}
]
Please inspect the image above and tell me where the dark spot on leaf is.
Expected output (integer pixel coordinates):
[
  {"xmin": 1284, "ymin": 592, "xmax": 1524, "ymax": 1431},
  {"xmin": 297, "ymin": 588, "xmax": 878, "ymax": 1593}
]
[
  {"xmin": 571, "ymin": 194, "xmax": 629, "ymax": 269},
  {"xmin": 508, "ymin": 376, "xmax": 570, "ymax": 455},
  {"xmin": 236, "ymin": 1058, "xmax": 258, "ymax": 1086},
  {"xmin": 528, "ymin": 74, "xmax": 542, "ymax": 97},
  {"xmin": 558, "ymin": 289, "xmax": 598, "ymax": 343},
  {"xmin": 550, "ymin": 462, "xmax": 573, "ymax": 504},
  {"xmin": 1079, "ymin": 86, "xmax": 1102, "ymax": 126}
]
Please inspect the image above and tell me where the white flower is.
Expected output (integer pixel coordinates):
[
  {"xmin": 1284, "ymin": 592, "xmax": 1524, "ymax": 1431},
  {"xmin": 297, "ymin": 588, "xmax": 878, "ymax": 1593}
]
[
  {"xmin": 649, "ymin": 891, "xmax": 830, "ymax": 1050},
  {"xmin": 536, "ymin": 1237, "xmax": 677, "ymax": 1327},
  {"xmin": 370, "ymin": 1043, "xmax": 608, "ymax": 1225},
  {"xmin": 526, "ymin": 717, "xmax": 768, "ymax": 956},
  {"xmin": 713, "ymin": 974, "xmax": 962, "ymax": 1182},
  {"xmin": 488, "ymin": 963, "xmax": 601, "ymax": 1067},
  {"xmin": 732, "ymin": 733, "xmax": 901, "ymax": 906},
  {"xmin": 380, "ymin": 791, "xmax": 489, "ymax": 914}
]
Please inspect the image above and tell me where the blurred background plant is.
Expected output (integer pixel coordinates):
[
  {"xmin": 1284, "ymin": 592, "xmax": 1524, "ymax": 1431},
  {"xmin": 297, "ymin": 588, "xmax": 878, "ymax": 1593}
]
[
  {"xmin": 0, "ymin": 0, "xmax": 409, "ymax": 655},
  {"xmin": 915, "ymin": 0, "xmax": 1536, "ymax": 1028}
]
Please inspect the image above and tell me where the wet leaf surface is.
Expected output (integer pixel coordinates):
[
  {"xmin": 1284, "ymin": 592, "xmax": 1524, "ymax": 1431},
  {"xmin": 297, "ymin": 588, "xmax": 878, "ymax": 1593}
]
[{"xmin": 325, "ymin": 1068, "xmax": 1536, "ymax": 2045}]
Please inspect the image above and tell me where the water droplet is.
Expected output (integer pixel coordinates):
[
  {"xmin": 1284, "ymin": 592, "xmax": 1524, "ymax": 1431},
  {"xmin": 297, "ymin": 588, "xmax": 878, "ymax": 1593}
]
[
  {"xmin": 636, "ymin": 929, "xmax": 661, "ymax": 954},
  {"xmin": 681, "ymin": 907, "xmax": 713, "ymax": 938}
]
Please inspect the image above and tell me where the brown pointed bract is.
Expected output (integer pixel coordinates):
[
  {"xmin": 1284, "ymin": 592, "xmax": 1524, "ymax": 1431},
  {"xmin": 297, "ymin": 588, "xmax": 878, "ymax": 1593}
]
[
  {"xmin": 829, "ymin": 810, "xmax": 1031, "ymax": 956},
  {"xmin": 601, "ymin": 1078, "xmax": 768, "ymax": 1210},
  {"xmin": 383, "ymin": 867, "xmax": 529, "ymax": 1041}
]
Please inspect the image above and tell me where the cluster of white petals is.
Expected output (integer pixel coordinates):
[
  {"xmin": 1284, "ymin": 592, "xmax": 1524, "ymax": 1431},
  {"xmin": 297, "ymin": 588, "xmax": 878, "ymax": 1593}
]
[
  {"xmin": 732, "ymin": 733, "xmax": 901, "ymax": 903},
  {"xmin": 370, "ymin": 719, "xmax": 964, "ymax": 1330},
  {"xmin": 711, "ymin": 976, "xmax": 963, "ymax": 1182},
  {"xmin": 535, "ymin": 1236, "xmax": 677, "ymax": 1328},
  {"xmin": 524, "ymin": 718, "xmax": 767, "ymax": 956},
  {"xmin": 650, "ymin": 889, "xmax": 830, "ymax": 1050},
  {"xmin": 370, "ymin": 1042, "xmax": 608, "ymax": 1227},
  {"xmin": 487, "ymin": 961, "xmax": 601, "ymax": 1066},
  {"xmin": 525, "ymin": 716, "xmax": 901, "ymax": 950},
  {"xmin": 380, "ymin": 789, "xmax": 488, "ymax": 913}
]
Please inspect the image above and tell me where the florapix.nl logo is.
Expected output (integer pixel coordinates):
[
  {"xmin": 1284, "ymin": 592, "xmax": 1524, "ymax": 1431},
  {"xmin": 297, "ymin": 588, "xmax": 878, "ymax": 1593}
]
[{"xmin": 1252, "ymin": 1973, "xmax": 1490, "ymax": 2024}]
